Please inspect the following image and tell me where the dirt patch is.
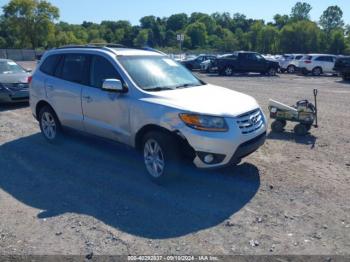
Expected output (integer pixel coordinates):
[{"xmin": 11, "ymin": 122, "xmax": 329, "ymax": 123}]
[{"xmin": 0, "ymin": 74, "xmax": 349, "ymax": 255}]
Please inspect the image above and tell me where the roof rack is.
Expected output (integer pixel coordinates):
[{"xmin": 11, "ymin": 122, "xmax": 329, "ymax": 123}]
[{"xmin": 56, "ymin": 43, "xmax": 166, "ymax": 56}]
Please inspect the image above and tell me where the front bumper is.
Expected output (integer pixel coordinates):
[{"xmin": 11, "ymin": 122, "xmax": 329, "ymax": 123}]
[
  {"xmin": 0, "ymin": 89, "xmax": 29, "ymax": 103},
  {"xmin": 179, "ymin": 110, "xmax": 267, "ymax": 169}
]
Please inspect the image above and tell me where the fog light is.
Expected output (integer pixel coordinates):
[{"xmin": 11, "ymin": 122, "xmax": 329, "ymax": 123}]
[{"xmin": 204, "ymin": 154, "xmax": 214, "ymax": 164}]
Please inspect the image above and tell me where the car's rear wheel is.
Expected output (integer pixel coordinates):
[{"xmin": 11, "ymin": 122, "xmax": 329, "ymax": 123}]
[
  {"xmin": 38, "ymin": 106, "xmax": 62, "ymax": 143},
  {"xmin": 142, "ymin": 131, "xmax": 180, "ymax": 184},
  {"xmin": 312, "ymin": 67, "xmax": 322, "ymax": 76},
  {"xmin": 287, "ymin": 65, "xmax": 296, "ymax": 74}
]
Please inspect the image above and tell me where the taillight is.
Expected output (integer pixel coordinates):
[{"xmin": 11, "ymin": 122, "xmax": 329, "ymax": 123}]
[
  {"xmin": 28, "ymin": 76, "xmax": 32, "ymax": 84},
  {"xmin": 304, "ymin": 60, "xmax": 312, "ymax": 64}
]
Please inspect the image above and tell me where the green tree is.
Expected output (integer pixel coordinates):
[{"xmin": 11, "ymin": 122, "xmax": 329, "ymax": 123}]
[
  {"xmin": 185, "ymin": 22, "xmax": 207, "ymax": 48},
  {"xmin": 319, "ymin": 6, "xmax": 344, "ymax": 33},
  {"xmin": 280, "ymin": 20, "xmax": 322, "ymax": 53},
  {"xmin": 166, "ymin": 13, "xmax": 188, "ymax": 32},
  {"xmin": 257, "ymin": 25, "xmax": 279, "ymax": 53},
  {"xmin": 2, "ymin": 0, "xmax": 59, "ymax": 48},
  {"xmin": 290, "ymin": 2, "xmax": 312, "ymax": 21},
  {"xmin": 273, "ymin": 14, "xmax": 289, "ymax": 29},
  {"xmin": 133, "ymin": 29, "xmax": 149, "ymax": 47},
  {"xmin": 328, "ymin": 29, "xmax": 346, "ymax": 54}
]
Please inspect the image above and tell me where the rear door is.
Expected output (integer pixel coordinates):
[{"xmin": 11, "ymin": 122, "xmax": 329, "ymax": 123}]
[
  {"xmin": 81, "ymin": 55, "xmax": 131, "ymax": 143},
  {"xmin": 45, "ymin": 53, "xmax": 89, "ymax": 131}
]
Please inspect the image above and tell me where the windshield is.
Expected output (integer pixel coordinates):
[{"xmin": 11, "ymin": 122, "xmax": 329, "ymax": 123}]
[
  {"xmin": 0, "ymin": 60, "xmax": 26, "ymax": 74},
  {"xmin": 118, "ymin": 56, "xmax": 203, "ymax": 91}
]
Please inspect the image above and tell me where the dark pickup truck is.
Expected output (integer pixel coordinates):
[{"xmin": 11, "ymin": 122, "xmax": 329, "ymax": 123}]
[
  {"xmin": 334, "ymin": 56, "xmax": 350, "ymax": 81},
  {"xmin": 217, "ymin": 51, "xmax": 280, "ymax": 76}
]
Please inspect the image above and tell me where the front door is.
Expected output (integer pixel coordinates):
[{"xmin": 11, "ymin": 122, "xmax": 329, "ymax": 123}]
[{"xmin": 81, "ymin": 55, "xmax": 131, "ymax": 144}]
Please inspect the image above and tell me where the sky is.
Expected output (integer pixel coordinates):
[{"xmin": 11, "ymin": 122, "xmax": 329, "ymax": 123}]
[{"xmin": 0, "ymin": 0, "xmax": 349, "ymax": 25}]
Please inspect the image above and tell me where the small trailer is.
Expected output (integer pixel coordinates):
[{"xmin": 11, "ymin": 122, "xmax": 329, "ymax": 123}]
[{"xmin": 268, "ymin": 89, "xmax": 318, "ymax": 136}]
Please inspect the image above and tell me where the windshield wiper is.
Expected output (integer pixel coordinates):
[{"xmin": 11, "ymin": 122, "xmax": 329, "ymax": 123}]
[
  {"xmin": 144, "ymin": 87, "xmax": 175, "ymax": 92},
  {"xmin": 175, "ymin": 83, "xmax": 202, "ymax": 89}
]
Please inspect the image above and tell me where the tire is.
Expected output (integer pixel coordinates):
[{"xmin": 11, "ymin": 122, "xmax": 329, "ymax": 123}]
[
  {"xmin": 267, "ymin": 67, "xmax": 277, "ymax": 76},
  {"xmin": 224, "ymin": 66, "xmax": 233, "ymax": 76},
  {"xmin": 287, "ymin": 65, "xmax": 296, "ymax": 74},
  {"xmin": 343, "ymin": 74, "xmax": 350, "ymax": 81},
  {"xmin": 271, "ymin": 120, "xmax": 285, "ymax": 133},
  {"xmin": 312, "ymin": 67, "xmax": 322, "ymax": 76},
  {"xmin": 142, "ymin": 131, "xmax": 180, "ymax": 184},
  {"xmin": 38, "ymin": 105, "xmax": 62, "ymax": 143},
  {"xmin": 294, "ymin": 124, "xmax": 308, "ymax": 136}
]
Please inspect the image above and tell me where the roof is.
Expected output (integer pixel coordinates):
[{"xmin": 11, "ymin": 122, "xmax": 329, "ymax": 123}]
[
  {"xmin": 306, "ymin": 54, "xmax": 336, "ymax": 56},
  {"xmin": 53, "ymin": 44, "xmax": 165, "ymax": 57}
]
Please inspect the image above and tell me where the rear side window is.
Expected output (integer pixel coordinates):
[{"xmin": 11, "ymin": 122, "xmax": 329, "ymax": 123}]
[
  {"xmin": 40, "ymin": 55, "xmax": 61, "ymax": 76},
  {"xmin": 60, "ymin": 54, "xmax": 90, "ymax": 84},
  {"xmin": 90, "ymin": 56, "xmax": 121, "ymax": 88},
  {"xmin": 295, "ymin": 56, "xmax": 303, "ymax": 60}
]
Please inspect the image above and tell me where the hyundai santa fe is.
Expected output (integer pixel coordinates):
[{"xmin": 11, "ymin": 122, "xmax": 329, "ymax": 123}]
[{"xmin": 30, "ymin": 45, "xmax": 267, "ymax": 183}]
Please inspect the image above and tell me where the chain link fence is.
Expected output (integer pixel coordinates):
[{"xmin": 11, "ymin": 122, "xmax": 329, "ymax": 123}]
[{"xmin": 0, "ymin": 49, "xmax": 44, "ymax": 61}]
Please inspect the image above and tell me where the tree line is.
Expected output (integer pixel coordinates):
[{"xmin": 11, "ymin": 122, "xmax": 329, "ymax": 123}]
[{"xmin": 0, "ymin": 0, "xmax": 349, "ymax": 54}]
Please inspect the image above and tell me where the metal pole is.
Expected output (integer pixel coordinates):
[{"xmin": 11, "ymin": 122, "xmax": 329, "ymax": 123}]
[{"xmin": 313, "ymin": 89, "xmax": 318, "ymax": 128}]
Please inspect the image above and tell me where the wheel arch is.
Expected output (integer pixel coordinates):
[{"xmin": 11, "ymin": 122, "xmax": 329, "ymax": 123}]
[
  {"xmin": 35, "ymin": 100, "xmax": 60, "ymax": 124},
  {"xmin": 135, "ymin": 124, "xmax": 196, "ymax": 160}
]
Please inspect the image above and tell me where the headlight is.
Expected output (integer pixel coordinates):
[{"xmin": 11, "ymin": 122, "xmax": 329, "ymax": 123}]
[{"xmin": 179, "ymin": 114, "xmax": 228, "ymax": 132}]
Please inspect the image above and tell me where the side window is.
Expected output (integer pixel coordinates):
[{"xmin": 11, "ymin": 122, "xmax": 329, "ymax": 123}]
[
  {"xmin": 60, "ymin": 54, "xmax": 89, "ymax": 84},
  {"xmin": 90, "ymin": 56, "xmax": 120, "ymax": 88},
  {"xmin": 40, "ymin": 55, "xmax": 61, "ymax": 76},
  {"xmin": 325, "ymin": 56, "xmax": 334, "ymax": 62},
  {"xmin": 315, "ymin": 56, "xmax": 326, "ymax": 62},
  {"xmin": 296, "ymin": 56, "xmax": 303, "ymax": 60}
]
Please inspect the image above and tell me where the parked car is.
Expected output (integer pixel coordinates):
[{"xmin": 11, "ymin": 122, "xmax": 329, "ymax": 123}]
[
  {"xmin": 200, "ymin": 54, "xmax": 231, "ymax": 73},
  {"xmin": 181, "ymin": 54, "xmax": 217, "ymax": 70},
  {"xmin": 279, "ymin": 54, "xmax": 304, "ymax": 73},
  {"xmin": 334, "ymin": 56, "xmax": 350, "ymax": 81},
  {"xmin": 30, "ymin": 45, "xmax": 267, "ymax": 183},
  {"xmin": 297, "ymin": 54, "xmax": 337, "ymax": 76},
  {"xmin": 217, "ymin": 51, "xmax": 280, "ymax": 76},
  {"xmin": 0, "ymin": 59, "xmax": 31, "ymax": 103}
]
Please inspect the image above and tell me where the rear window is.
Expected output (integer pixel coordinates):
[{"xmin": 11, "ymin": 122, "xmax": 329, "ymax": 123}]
[{"xmin": 40, "ymin": 55, "xmax": 61, "ymax": 76}]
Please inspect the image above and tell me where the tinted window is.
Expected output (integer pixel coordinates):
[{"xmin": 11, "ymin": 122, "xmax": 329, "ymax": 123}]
[
  {"xmin": 60, "ymin": 54, "xmax": 89, "ymax": 84},
  {"xmin": 90, "ymin": 56, "xmax": 120, "ymax": 88},
  {"xmin": 40, "ymin": 55, "xmax": 61, "ymax": 76},
  {"xmin": 295, "ymin": 56, "xmax": 303, "ymax": 60}
]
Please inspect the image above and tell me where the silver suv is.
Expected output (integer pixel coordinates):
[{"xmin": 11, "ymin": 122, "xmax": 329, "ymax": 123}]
[{"xmin": 30, "ymin": 45, "xmax": 267, "ymax": 183}]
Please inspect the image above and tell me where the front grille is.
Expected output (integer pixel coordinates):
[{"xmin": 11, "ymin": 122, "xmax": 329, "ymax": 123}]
[{"xmin": 236, "ymin": 109, "xmax": 264, "ymax": 134}]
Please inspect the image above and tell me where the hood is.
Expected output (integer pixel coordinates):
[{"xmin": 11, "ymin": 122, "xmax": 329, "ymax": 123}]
[
  {"xmin": 0, "ymin": 72, "xmax": 30, "ymax": 84},
  {"xmin": 141, "ymin": 84, "xmax": 260, "ymax": 117}
]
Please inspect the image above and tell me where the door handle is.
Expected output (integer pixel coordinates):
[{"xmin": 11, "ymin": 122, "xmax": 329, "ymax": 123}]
[
  {"xmin": 47, "ymin": 84, "xmax": 54, "ymax": 90},
  {"xmin": 83, "ymin": 95, "xmax": 93, "ymax": 103}
]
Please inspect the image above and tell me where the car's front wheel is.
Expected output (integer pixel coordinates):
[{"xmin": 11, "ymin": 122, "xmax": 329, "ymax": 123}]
[
  {"xmin": 142, "ymin": 132, "xmax": 180, "ymax": 184},
  {"xmin": 38, "ymin": 106, "xmax": 62, "ymax": 143}
]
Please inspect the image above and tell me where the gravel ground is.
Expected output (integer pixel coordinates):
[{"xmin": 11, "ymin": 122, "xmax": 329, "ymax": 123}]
[{"xmin": 0, "ymin": 72, "xmax": 350, "ymax": 256}]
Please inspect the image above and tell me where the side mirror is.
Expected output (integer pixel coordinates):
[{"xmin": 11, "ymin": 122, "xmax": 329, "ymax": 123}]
[{"xmin": 102, "ymin": 79, "xmax": 127, "ymax": 93}]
